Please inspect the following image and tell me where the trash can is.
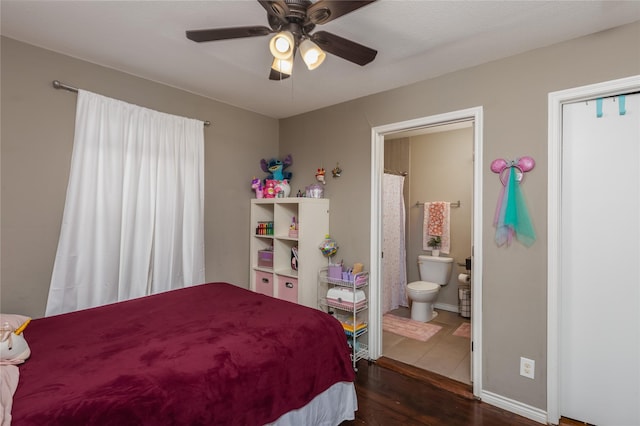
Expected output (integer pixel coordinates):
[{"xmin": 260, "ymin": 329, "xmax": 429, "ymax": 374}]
[{"xmin": 458, "ymin": 285, "xmax": 471, "ymax": 318}]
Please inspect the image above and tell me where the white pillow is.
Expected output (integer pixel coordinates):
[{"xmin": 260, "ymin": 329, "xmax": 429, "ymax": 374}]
[{"xmin": 0, "ymin": 314, "xmax": 31, "ymax": 365}]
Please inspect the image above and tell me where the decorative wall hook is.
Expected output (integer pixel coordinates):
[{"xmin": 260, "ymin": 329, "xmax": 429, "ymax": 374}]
[
  {"xmin": 490, "ymin": 156, "xmax": 536, "ymax": 247},
  {"xmin": 490, "ymin": 156, "xmax": 535, "ymax": 186}
]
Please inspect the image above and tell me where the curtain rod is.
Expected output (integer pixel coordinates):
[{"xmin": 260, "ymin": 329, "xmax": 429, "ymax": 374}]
[
  {"xmin": 415, "ymin": 200, "xmax": 461, "ymax": 208},
  {"xmin": 52, "ymin": 80, "xmax": 211, "ymax": 127}
]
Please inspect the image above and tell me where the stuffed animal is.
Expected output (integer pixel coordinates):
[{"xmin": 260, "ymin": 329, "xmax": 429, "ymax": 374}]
[
  {"xmin": 0, "ymin": 314, "xmax": 31, "ymax": 365},
  {"xmin": 251, "ymin": 177, "xmax": 264, "ymax": 199},
  {"xmin": 261, "ymin": 155, "xmax": 293, "ymax": 181},
  {"xmin": 275, "ymin": 179, "xmax": 291, "ymax": 198},
  {"xmin": 263, "ymin": 180, "xmax": 277, "ymax": 198}
]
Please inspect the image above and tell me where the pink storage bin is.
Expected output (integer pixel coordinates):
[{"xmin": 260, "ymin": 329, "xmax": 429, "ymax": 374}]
[
  {"xmin": 278, "ymin": 276, "xmax": 298, "ymax": 304},
  {"xmin": 255, "ymin": 271, "xmax": 273, "ymax": 297}
]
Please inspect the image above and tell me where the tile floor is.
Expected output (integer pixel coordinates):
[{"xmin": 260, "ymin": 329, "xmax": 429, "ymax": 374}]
[{"xmin": 382, "ymin": 307, "xmax": 471, "ymax": 384}]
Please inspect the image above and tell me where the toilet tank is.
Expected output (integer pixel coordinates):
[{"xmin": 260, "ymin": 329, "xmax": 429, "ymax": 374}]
[{"xmin": 417, "ymin": 255, "xmax": 453, "ymax": 285}]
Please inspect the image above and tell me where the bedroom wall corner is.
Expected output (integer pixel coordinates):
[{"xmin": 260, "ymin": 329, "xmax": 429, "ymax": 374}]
[{"xmin": 0, "ymin": 36, "xmax": 279, "ymax": 317}]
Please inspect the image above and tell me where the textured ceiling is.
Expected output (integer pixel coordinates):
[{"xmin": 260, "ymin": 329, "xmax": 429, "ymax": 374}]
[{"xmin": 2, "ymin": 1, "xmax": 639, "ymax": 118}]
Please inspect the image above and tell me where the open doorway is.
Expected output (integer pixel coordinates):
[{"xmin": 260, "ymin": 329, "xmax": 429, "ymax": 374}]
[
  {"xmin": 369, "ymin": 107, "xmax": 483, "ymax": 398},
  {"xmin": 382, "ymin": 122, "xmax": 473, "ymax": 384}
]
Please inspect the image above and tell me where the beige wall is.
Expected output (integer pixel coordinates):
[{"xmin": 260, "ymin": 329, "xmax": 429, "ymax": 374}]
[
  {"xmin": 383, "ymin": 137, "xmax": 410, "ymax": 221},
  {"xmin": 1, "ymin": 37, "xmax": 279, "ymax": 318},
  {"xmin": 279, "ymin": 22, "xmax": 640, "ymax": 411},
  {"xmin": 406, "ymin": 128, "xmax": 473, "ymax": 309}
]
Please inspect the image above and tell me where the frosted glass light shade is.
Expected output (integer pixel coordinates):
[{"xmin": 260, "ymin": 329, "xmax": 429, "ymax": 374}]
[
  {"xmin": 299, "ymin": 39, "xmax": 326, "ymax": 70},
  {"xmin": 271, "ymin": 57, "xmax": 293, "ymax": 75},
  {"xmin": 269, "ymin": 31, "xmax": 295, "ymax": 60}
]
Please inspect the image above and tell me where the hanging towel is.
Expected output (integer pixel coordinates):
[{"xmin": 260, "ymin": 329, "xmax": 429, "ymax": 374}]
[
  {"xmin": 422, "ymin": 202, "xmax": 451, "ymax": 254},
  {"xmin": 428, "ymin": 202, "xmax": 445, "ymax": 236},
  {"xmin": 493, "ymin": 167, "xmax": 536, "ymax": 247}
]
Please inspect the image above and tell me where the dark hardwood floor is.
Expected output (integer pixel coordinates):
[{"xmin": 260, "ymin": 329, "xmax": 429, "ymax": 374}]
[{"xmin": 341, "ymin": 357, "xmax": 541, "ymax": 426}]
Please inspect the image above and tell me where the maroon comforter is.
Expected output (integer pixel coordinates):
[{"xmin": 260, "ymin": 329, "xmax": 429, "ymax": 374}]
[{"xmin": 12, "ymin": 283, "xmax": 355, "ymax": 425}]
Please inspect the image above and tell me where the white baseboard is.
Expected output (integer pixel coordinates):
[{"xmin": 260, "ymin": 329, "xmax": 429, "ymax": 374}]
[
  {"xmin": 480, "ymin": 390, "xmax": 547, "ymax": 424},
  {"xmin": 434, "ymin": 302, "xmax": 459, "ymax": 313}
]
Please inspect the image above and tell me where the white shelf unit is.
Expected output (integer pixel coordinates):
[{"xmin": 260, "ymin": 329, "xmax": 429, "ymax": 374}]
[
  {"xmin": 318, "ymin": 267, "xmax": 369, "ymax": 370},
  {"xmin": 250, "ymin": 198, "xmax": 329, "ymax": 309}
]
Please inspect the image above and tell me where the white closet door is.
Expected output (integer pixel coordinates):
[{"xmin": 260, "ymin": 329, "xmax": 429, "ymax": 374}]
[{"xmin": 560, "ymin": 93, "xmax": 640, "ymax": 425}]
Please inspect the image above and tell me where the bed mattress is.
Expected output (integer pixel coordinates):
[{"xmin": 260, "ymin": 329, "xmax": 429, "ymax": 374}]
[{"xmin": 11, "ymin": 283, "xmax": 355, "ymax": 425}]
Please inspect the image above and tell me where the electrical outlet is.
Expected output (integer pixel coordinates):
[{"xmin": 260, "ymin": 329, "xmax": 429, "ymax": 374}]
[{"xmin": 520, "ymin": 357, "xmax": 535, "ymax": 379}]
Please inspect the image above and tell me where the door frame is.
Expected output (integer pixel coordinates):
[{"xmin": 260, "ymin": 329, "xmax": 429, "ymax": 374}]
[
  {"xmin": 369, "ymin": 106, "xmax": 483, "ymax": 398},
  {"xmin": 547, "ymin": 74, "xmax": 640, "ymax": 424}
]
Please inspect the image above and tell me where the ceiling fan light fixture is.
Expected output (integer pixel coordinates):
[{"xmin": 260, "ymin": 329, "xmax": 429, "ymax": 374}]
[
  {"xmin": 271, "ymin": 56, "xmax": 293, "ymax": 75},
  {"xmin": 299, "ymin": 38, "xmax": 326, "ymax": 70},
  {"xmin": 186, "ymin": 0, "xmax": 379, "ymax": 80},
  {"xmin": 269, "ymin": 31, "xmax": 295, "ymax": 59}
]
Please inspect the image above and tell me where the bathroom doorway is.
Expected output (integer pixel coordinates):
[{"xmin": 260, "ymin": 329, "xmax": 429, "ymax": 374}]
[
  {"xmin": 369, "ymin": 107, "xmax": 483, "ymax": 398},
  {"xmin": 382, "ymin": 123, "xmax": 473, "ymax": 384}
]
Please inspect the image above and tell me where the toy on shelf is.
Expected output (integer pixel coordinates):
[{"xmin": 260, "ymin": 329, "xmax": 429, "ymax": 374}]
[
  {"xmin": 251, "ymin": 177, "xmax": 264, "ymax": 199},
  {"xmin": 289, "ymin": 216, "xmax": 298, "ymax": 238},
  {"xmin": 263, "ymin": 180, "xmax": 277, "ymax": 198},
  {"xmin": 251, "ymin": 155, "xmax": 293, "ymax": 199},
  {"xmin": 275, "ymin": 179, "xmax": 291, "ymax": 198},
  {"xmin": 261, "ymin": 155, "xmax": 293, "ymax": 181}
]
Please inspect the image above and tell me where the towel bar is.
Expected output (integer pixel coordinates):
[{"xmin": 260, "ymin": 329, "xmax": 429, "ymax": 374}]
[{"xmin": 415, "ymin": 200, "xmax": 461, "ymax": 208}]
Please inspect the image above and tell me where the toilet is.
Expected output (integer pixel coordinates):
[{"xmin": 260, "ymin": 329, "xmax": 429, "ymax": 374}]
[{"xmin": 406, "ymin": 255, "xmax": 453, "ymax": 322}]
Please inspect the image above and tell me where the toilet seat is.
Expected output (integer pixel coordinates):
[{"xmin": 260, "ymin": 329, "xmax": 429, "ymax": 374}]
[{"xmin": 407, "ymin": 281, "xmax": 439, "ymax": 293}]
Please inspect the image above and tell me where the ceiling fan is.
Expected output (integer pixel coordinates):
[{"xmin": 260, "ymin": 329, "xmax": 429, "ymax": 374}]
[{"xmin": 186, "ymin": 0, "xmax": 378, "ymax": 80}]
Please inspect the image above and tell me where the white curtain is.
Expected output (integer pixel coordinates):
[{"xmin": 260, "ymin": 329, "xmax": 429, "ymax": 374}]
[
  {"xmin": 46, "ymin": 90, "xmax": 205, "ymax": 316},
  {"xmin": 382, "ymin": 173, "xmax": 407, "ymax": 314}
]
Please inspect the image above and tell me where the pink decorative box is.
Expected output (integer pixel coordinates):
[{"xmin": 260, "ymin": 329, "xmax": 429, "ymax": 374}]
[{"xmin": 257, "ymin": 250, "xmax": 273, "ymax": 268}]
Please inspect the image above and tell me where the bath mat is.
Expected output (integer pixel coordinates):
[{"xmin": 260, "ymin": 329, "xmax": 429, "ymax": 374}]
[
  {"xmin": 453, "ymin": 322, "xmax": 471, "ymax": 338},
  {"xmin": 382, "ymin": 314, "xmax": 442, "ymax": 342}
]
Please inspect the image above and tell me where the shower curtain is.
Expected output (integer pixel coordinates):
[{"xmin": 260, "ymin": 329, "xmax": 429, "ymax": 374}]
[{"xmin": 382, "ymin": 173, "xmax": 408, "ymax": 314}]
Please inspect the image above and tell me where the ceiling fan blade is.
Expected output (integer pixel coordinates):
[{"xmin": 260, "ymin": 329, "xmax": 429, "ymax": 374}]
[
  {"xmin": 186, "ymin": 26, "xmax": 272, "ymax": 43},
  {"xmin": 269, "ymin": 68, "xmax": 291, "ymax": 81},
  {"xmin": 311, "ymin": 31, "xmax": 377, "ymax": 66},
  {"xmin": 258, "ymin": 0, "xmax": 290, "ymax": 24},
  {"xmin": 306, "ymin": 0, "xmax": 377, "ymax": 25}
]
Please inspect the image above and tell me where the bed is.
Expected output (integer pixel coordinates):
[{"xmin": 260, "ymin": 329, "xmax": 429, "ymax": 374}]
[{"xmin": 9, "ymin": 283, "xmax": 357, "ymax": 425}]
